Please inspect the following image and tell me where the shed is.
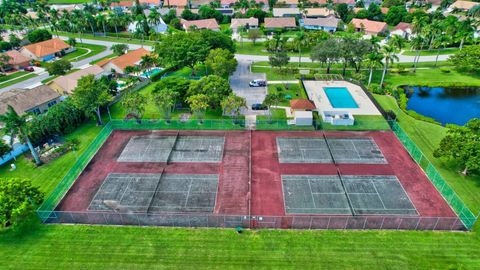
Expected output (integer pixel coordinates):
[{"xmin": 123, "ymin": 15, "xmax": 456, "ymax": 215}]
[{"xmin": 294, "ymin": 111, "xmax": 313, "ymax": 126}]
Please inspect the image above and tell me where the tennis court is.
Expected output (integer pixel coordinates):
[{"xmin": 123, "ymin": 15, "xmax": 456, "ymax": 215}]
[
  {"xmin": 89, "ymin": 173, "xmax": 219, "ymax": 213},
  {"xmin": 117, "ymin": 135, "xmax": 225, "ymax": 163}
]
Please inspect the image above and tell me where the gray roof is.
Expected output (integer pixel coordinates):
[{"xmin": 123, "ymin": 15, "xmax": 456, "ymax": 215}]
[
  {"xmin": 0, "ymin": 85, "xmax": 60, "ymax": 115},
  {"xmin": 302, "ymin": 17, "xmax": 340, "ymax": 28}
]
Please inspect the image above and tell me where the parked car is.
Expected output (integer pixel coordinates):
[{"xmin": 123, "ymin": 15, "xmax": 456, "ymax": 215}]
[
  {"xmin": 23, "ymin": 66, "xmax": 34, "ymax": 72},
  {"xmin": 251, "ymin": 103, "xmax": 268, "ymax": 110},
  {"xmin": 249, "ymin": 79, "xmax": 266, "ymax": 87}
]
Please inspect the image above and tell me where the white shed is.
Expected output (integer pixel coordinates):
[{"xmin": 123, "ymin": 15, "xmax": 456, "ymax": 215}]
[{"xmin": 294, "ymin": 111, "xmax": 313, "ymax": 126}]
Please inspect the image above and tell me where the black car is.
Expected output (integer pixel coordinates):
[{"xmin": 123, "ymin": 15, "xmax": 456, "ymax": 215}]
[{"xmin": 251, "ymin": 103, "xmax": 268, "ymax": 110}]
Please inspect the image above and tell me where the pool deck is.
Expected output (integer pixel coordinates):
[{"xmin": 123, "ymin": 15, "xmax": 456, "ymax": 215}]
[{"xmin": 303, "ymin": 80, "xmax": 381, "ymax": 116}]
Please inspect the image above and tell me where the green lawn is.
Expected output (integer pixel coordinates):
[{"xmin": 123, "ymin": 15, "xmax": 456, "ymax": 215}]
[
  {"xmin": 382, "ymin": 67, "xmax": 480, "ymax": 88},
  {"xmin": 402, "ymin": 48, "xmax": 459, "ymax": 56},
  {"xmin": 267, "ymin": 83, "xmax": 306, "ymax": 106},
  {"xmin": 256, "ymin": 108, "xmax": 315, "ymax": 130},
  {"xmin": 41, "ymin": 68, "xmax": 80, "ymax": 84},
  {"xmin": 62, "ymin": 43, "xmax": 106, "ymax": 62},
  {"xmin": 0, "ymin": 73, "xmax": 37, "ymax": 89},
  {"xmin": 90, "ymin": 53, "xmax": 115, "ymax": 65},
  {"xmin": 59, "ymin": 31, "xmax": 155, "ymax": 46},
  {"xmin": 0, "ymin": 71, "xmax": 29, "ymax": 83},
  {"xmin": 320, "ymin": 115, "xmax": 390, "ymax": 131}
]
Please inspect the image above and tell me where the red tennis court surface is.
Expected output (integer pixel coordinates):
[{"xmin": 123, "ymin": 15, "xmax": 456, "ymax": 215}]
[{"xmin": 54, "ymin": 129, "xmax": 464, "ymax": 230}]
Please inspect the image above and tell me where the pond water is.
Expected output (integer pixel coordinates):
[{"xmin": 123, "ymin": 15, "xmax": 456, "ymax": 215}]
[{"xmin": 405, "ymin": 86, "xmax": 480, "ymax": 126}]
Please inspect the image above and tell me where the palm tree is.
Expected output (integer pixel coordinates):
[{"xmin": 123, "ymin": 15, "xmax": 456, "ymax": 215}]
[
  {"xmin": 140, "ymin": 54, "xmax": 154, "ymax": 77},
  {"xmin": 96, "ymin": 13, "xmax": 108, "ymax": 37},
  {"xmin": 388, "ymin": 34, "xmax": 405, "ymax": 56},
  {"xmin": 294, "ymin": 31, "xmax": 307, "ymax": 68},
  {"xmin": 410, "ymin": 35, "xmax": 424, "ymax": 72},
  {"xmin": 365, "ymin": 52, "xmax": 383, "ymax": 86},
  {"xmin": 0, "ymin": 106, "xmax": 42, "ymax": 165},
  {"xmin": 369, "ymin": 35, "xmax": 381, "ymax": 52},
  {"xmin": 0, "ymin": 54, "xmax": 11, "ymax": 74},
  {"xmin": 433, "ymin": 35, "xmax": 451, "ymax": 67},
  {"xmin": 108, "ymin": 12, "xmax": 121, "ymax": 38},
  {"xmin": 379, "ymin": 45, "xmax": 399, "ymax": 89},
  {"xmin": 455, "ymin": 19, "xmax": 474, "ymax": 50}
]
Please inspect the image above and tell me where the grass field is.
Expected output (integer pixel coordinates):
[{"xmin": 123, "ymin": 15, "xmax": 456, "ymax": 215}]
[
  {"xmin": 62, "ymin": 44, "xmax": 106, "ymax": 62},
  {"xmin": 59, "ymin": 32, "xmax": 155, "ymax": 46},
  {"xmin": 320, "ymin": 115, "xmax": 390, "ymax": 131},
  {"xmin": 0, "ymin": 71, "xmax": 29, "ymax": 83},
  {"xmin": 267, "ymin": 83, "xmax": 307, "ymax": 106},
  {"xmin": 0, "ymin": 73, "xmax": 37, "ymax": 89},
  {"xmin": 402, "ymin": 48, "xmax": 459, "ymax": 56}
]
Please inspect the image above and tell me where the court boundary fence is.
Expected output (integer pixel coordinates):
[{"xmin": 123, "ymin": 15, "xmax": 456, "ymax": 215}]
[{"xmin": 36, "ymin": 119, "xmax": 478, "ymax": 230}]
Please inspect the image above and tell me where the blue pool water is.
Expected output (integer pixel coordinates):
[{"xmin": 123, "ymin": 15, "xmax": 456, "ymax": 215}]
[
  {"xmin": 142, "ymin": 67, "xmax": 163, "ymax": 77},
  {"xmin": 406, "ymin": 86, "xmax": 480, "ymax": 126},
  {"xmin": 324, "ymin": 87, "xmax": 359, "ymax": 108}
]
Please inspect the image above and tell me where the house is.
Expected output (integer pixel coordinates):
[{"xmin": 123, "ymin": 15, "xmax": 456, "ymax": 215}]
[
  {"xmin": 216, "ymin": 8, "xmax": 234, "ymax": 16},
  {"xmin": 162, "ymin": 0, "xmax": 188, "ymax": 8},
  {"xmin": 2, "ymin": 50, "xmax": 32, "ymax": 70},
  {"xmin": 290, "ymin": 99, "xmax": 316, "ymax": 112},
  {"xmin": 138, "ymin": 0, "xmax": 161, "ymax": 7},
  {"xmin": 0, "ymin": 85, "xmax": 61, "ymax": 115},
  {"xmin": 307, "ymin": 0, "xmax": 355, "ymax": 7},
  {"xmin": 351, "ymin": 18, "xmax": 388, "ymax": 36},
  {"xmin": 392, "ymin": 22, "xmax": 413, "ymax": 39},
  {"xmin": 128, "ymin": 18, "xmax": 168, "ymax": 33},
  {"xmin": 276, "ymin": 0, "xmax": 298, "ymax": 7},
  {"xmin": 273, "ymin": 8, "xmax": 301, "ymax": 17},
  {"xmin": 448, "ymin": 0, "xmax": 479, "ymax": 11},
  {"xmin": 190, "ymin": 0, "xmax": 211, "ymax": 8},
  {"xmin": 220, "ymin": 0, "xmax": 267, "ymax": 8},
  {"xmin": 304, "ymin": 8, "xmax": 335, "ymax": 18},
  {"xmin": 230, "ymin": 18, "xmax": 259, "ymax": 31},
  {"xmin": 47, "ymin": 65, "xmax": 106, "ymax": 95},
  {"xmin": 20, "ymin": 38, "xmax": 73, "ymax": 62},
  {"xmin": 362, "ymin": 0, "xmax": 383, "ymax": 8},
  {"xmin": 264, "ymin": 17, "xmax": 297, "ymax": 30},
  {"xmin": 181, "ymin": 18, "xmax": 220, "ymax": 32},
  {"xmin": 111, "ymin": 1, "xmax": 133, "ymax": 12},
  {"xmin": 300, "ymin": 16, "xmax": 340, "ymax": 32},
  {"xmin": 97, "ymin": 48, "xmax": 150, "ymax": 74}
]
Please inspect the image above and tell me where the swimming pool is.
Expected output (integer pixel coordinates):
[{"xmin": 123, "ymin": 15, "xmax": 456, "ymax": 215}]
[
  {"xmin": 323, "ymin": 87, "xmax": 359, "ymax": 108},
  {"xmin": 142, "ymin": 67, "xmax": 163, "ymax": 77}
]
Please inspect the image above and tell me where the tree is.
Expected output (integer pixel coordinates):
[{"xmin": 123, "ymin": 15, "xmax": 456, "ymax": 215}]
[
  {"xmin": 187, "ymin": 75, "xmax": 232, "ymax": 108},
  {"xmin": 433, "ymin": 118, "xmax": 480, "ymax": 175},
  {"xmin": 153, "ymin": 76, "xmax": 191, "ymax": 100},
  {"xmin": 335, "ymin": 3, "xmax": 350, "ymax": 22},
  {"xmin": 221, "ymin": 94, "xmax": 247, "ymax": 123},
  {"xmin": 205, "ymin": 48, "xmax": 237, "ymax": 78},
  {"xmin": 365, "ymin": 52, "xmax": 383, "ymax": 86},
  {"xmin": 67, "ymin": 37, "xmax": 77, "ymax": 47},
  {"xmin": 0, "ymin": 140, "xmax": 11, "ymax": 157},
  {"xmin": 294, "ymin": 31, "xmax": 307, "ymax": 68},
  {"xmin": 8, "ymin": 34, "xmax": 21, "ymax": 48},
  {"xmin": 410, "ymin": 35, "xmax": 424, "ymax": 72},
  {"xmin": 311, "ymin": 39, "xmax": 341, "ymax": 74},
  {"xmin": 448, "ymin": 45, "xmax": 480, "ymax": 73},
  {"xmin": 139, "ymin": 54, "xmax": 155, "ymax": 77},
  {"xmin": 186, "ymin": 94, "xmax": 209, "ymax": 123},
  {"xmin": 121, "ymin": 92, "xmax": 147, "ymax": 120},
  {"xmin": 71, "ymin": 75, "xmax": 112, "ymax": 126},
  {"xmin": 0, "ymin": 54, "xmax": 11, "ymax": 74},
  {"xmin": 46, "ymin": 59, "xmax": 72, "ymax": 76},
  {"xmin": 379, "ymin": 45, "xmax": 399, "ymax": 88},
  {"xmin": 0, "ymin": 106, "xmax": 41, "ymax": 165},
  {"xmin": 432, "ymin": 35, "xmax": 451, "ymax": 67},
  {"xmin": 269, "ymin": 49, "xmax": 290, "ymax": 70},
  {"xmin": 247, "ymin": 28, "xmax": 261, "ymax": 44},
  {"xmin": 27, "ymin": 29, "xmax": 52, "ymax": 43},
  {"xmin": 111, "ymin": 43, "xmax": 129, "ymax": 56},
  {"xmin": 181, "ymin": 9, "xmax": 200, "ymax": 20},
  {"xmin": 262, "ymin": 93, "xmax": 282, "ymax": 123},
  {"xmin": 152, "ymin": 88, "xmax": 177, "ymax": 122},
  {"xmin": 0, "ymin": 178, "xmax": 44, "ymax": 228},
  {"xmin": 385, "ymin": 6, "xmax": 407, "ymax": 26}
]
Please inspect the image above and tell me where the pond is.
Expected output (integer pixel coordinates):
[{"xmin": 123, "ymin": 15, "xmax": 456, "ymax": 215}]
[{"xmin": 405, "ymin": 86, "xmax": 480, "ymax": 126}]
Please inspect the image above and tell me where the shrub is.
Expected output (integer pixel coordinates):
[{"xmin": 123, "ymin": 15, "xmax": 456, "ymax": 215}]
[
  {"xmin": 368, "ymin": 84, "xmax": 384, "ymax": 95},
  {"xmin": 150, "ymin": 66, "xmax": 176, "ymax": 82},
  {"xmin": 440, "ymin": 67, "xmax": 451, "ymax": 73}
]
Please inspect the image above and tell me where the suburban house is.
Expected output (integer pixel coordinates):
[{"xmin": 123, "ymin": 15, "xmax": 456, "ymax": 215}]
[
  {"xmin": 304, "ymin": 8, "xmax": 335, "ymax": 18},
  {"xmin": 138, "ymin": 0, "xmax": 162, "ymax": 7},
  {"xmin": 128, "ymin": 18, "xmax": 168, "ymax": 33},
  {"xmin": 2, "ymin": 50, "xmax": 32, "ymax": 70},
  {"xmin": 273, "ymin": 8, "xmax": 301, "ymax": 17},
  {"xmin": 97, "ymin": 48, "xmax": 150, "ymax": 74},
  {"xmin": 351, "ymin": 18, "xmax": 388, "ymax": 37},
  {"xmin": 0, "ymin": 85, "xmax": 61, "ymax": 115},
  {"xmin": 20, "ymin": 38, "xmax": 73, "ymax": 62},
  {"xmin": 47, "ymin": 65, "xmax": 106, "ymax": 96},
  {"xmin": 448, "ymin": 0, "xmax": 479, "ymax": 11},
  {"xmin": 264, "ymin": 17, "xmax": 297, "ymax": 30},
  {"xmin": 220, "ymin": 0, "xmax": 267, "ymax": 8},
  {"xmin": 276, "ymin": 0, "xmax": 298, "ymax": 7},
  {"xmin": 392, "ymin": 22, "xmax": 413, "ymax": 39},
  {"xmin": 181, "ymin": 18, "xmax": 220, "ymax": 32},
  {"xmin": 110, "ymin": 1, "xmax": 133, "ymax": 11},
  {"xmin": 162, "ymin": 0, "xmax": 188, "ymax": 8},
  {"xmin": 300, "ymin": 16, "xmax": 340, "ymax": 32},
  {"xmin": 230, "ymin": 18, "xmax": 259, "ymax": 31}
]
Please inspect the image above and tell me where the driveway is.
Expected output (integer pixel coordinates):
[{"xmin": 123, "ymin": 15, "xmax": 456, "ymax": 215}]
[{"xmin": 230, "ymin": 59, "xmax": 267, "ymax": 115}]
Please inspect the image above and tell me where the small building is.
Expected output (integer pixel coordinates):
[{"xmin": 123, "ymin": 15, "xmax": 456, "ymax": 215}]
[
  {"xmin": 449, "ymin": 0, "xmax": 479, "ymax": 11},
  {"xmin": 128, "ymin": 18, "xmax": 168, "ymax": 33},
  {"xmin": 181, "ymin": 18, "xmax": 220, "ymax": 32},
  {"xmin": 350, "ymin": 18, "xmax": 388, "ymax": 37},
  {"xmin": 392, "ymin": 22, "xmax": 413, "ymax": 39},
  {"xmin": 322, "ymin": 111, "xmax": 354, "ymax": 126},
  {"xmin": 264, "ymin": 17, "xmax": 297, "ymax": 30},
  {"xmin": 304, "ymin": 8, "xmax": 335, "ymax": 18},
  {"xmin": 300, "ymin": 16, "xmax": 340, "ymax": 32},
  {"xmin": 20, "ymin": 38, "xmax": 73, "ymax": 62},
  {"xmin": 294, "ymin": 111, "xmax": 313, "ymax": 126},
  {"xmin": 162, "ymin": 0, "xmax": 188, "ymax": 8},
  {"xmin": 0, "ymin": 85, "xmax": 61, "ymax": 115},
  {"xmin": 47, "ymin": 65, "xmax": 106, "ymax": 95},
  {"xmin": 272, "ymin": 8, "xmax": 301, "ymax": 17},
  {"xmin": 2, "ymin": 50, "xmax": 32, "ymax": 70},
  {"xmin": 290, "ymin": 98, "xmax": 316, "ymax": 112},
  {"xmin": 97, "ymin": 48, "xmax": 150, "ymax": 74},
  {"xmin": 230, "ymin": 17, "xmax": 259, "ymax": 31}
]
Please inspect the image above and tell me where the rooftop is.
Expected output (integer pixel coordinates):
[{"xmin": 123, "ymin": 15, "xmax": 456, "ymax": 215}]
[
  {"xmin": 0, "ymin": 85, "xmax": 60, "ymax": 115},
  {"xmin": 351, "ymin": 18, "xmax": 388, "ymax": 34},
  {"xmin": 181, "ymin": 18, "xmax": 220, "ymax": 30},
  {"xmin": 48, "ymin": 65, "xmax": 105, "ymax": 94},
  {"xmin": 98, "ymin": 48, "xmax": 150, "ymax": 71},
  {"xmin": 264, "ymin": 17, "xmax": 297, "ymax": 28},
  {"xmin": 21, "ymin": 38, "xmax": 70, "ymax": 58}
]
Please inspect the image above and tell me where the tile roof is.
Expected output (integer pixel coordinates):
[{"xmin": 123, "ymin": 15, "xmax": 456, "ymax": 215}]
[
  {"xmin": 272, "ymin": 8, "xmax": 301, "ymax": 17},
  {"xmin": 98, "ymin": 48, "xmax": 150, "ymax": 71},
  {"xmin": 290, "ymin": 99, "xmax": 316, "ymax": 110},
  {"xmin": 351, "ymin": 18, "xmax": 387, "ymax": 34},
  {"xmin": 221, "ymin": 0, "xmax": 266, "ymax": 5},
  {"xmin": 48, "ymin": 65, "xmax": 104, "ymax": 94},
  {"xmin": 230, "ymin": 18, "xmax": 259, "ymax": 29},
  {"xmin": 302, "ymin": 16, "xmax": 340, "ymax": 28},
  {"xmin": 139, "ymin": 0, "xmax": 161, "ymax": 4},
  {"xmin": 0, "ymin": 85, "xmax": 60, "ymax": 115},
  {"xmin": 22, "ymin": 38, "xmax": 70, "ymax": 58},
  {"xmin": 111, "ymin": 1, "xmax": 134, "ymax": 7},
  {"xmin": 277, "ymin": 0, "xmax": 299, "ymax": 4},
  {"xmin": 264, "ymin": 17, "xmax": 297, "ymax": 28},
  {"xmin": 307, "ymin": 0, "xmax": 355, "ymax": 4},
  {"xmin": 394, "ymin": 22, "xmax": 412, "ymax": 31},
  {"xmin": 304, "ymin": 8, "xmax": 335, "ymax": 17},
  {"xmin": 181, "ymin": 18, "xmax": 220, "ymax": 30},
  {"xmin": 163, "ymin": 0, "xmax": 188, "ymax": 7},
  {"xmin": 3, "ymin": 50, "xmax": 32, "ymax": 65},
  {"xmin": 450, "ymin": 0, "xmax": 479, "ymax": 10}
]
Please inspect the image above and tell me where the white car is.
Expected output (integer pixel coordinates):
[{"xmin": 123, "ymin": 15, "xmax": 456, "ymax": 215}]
[{"xmin": 249, "ymin": 79, "xmax": 267, "ymax": 87}]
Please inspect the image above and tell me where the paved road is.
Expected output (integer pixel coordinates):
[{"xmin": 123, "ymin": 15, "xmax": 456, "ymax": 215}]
[{"xmin": 230, "ymin": 60, "xmax": 267, "ymax": 115}]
